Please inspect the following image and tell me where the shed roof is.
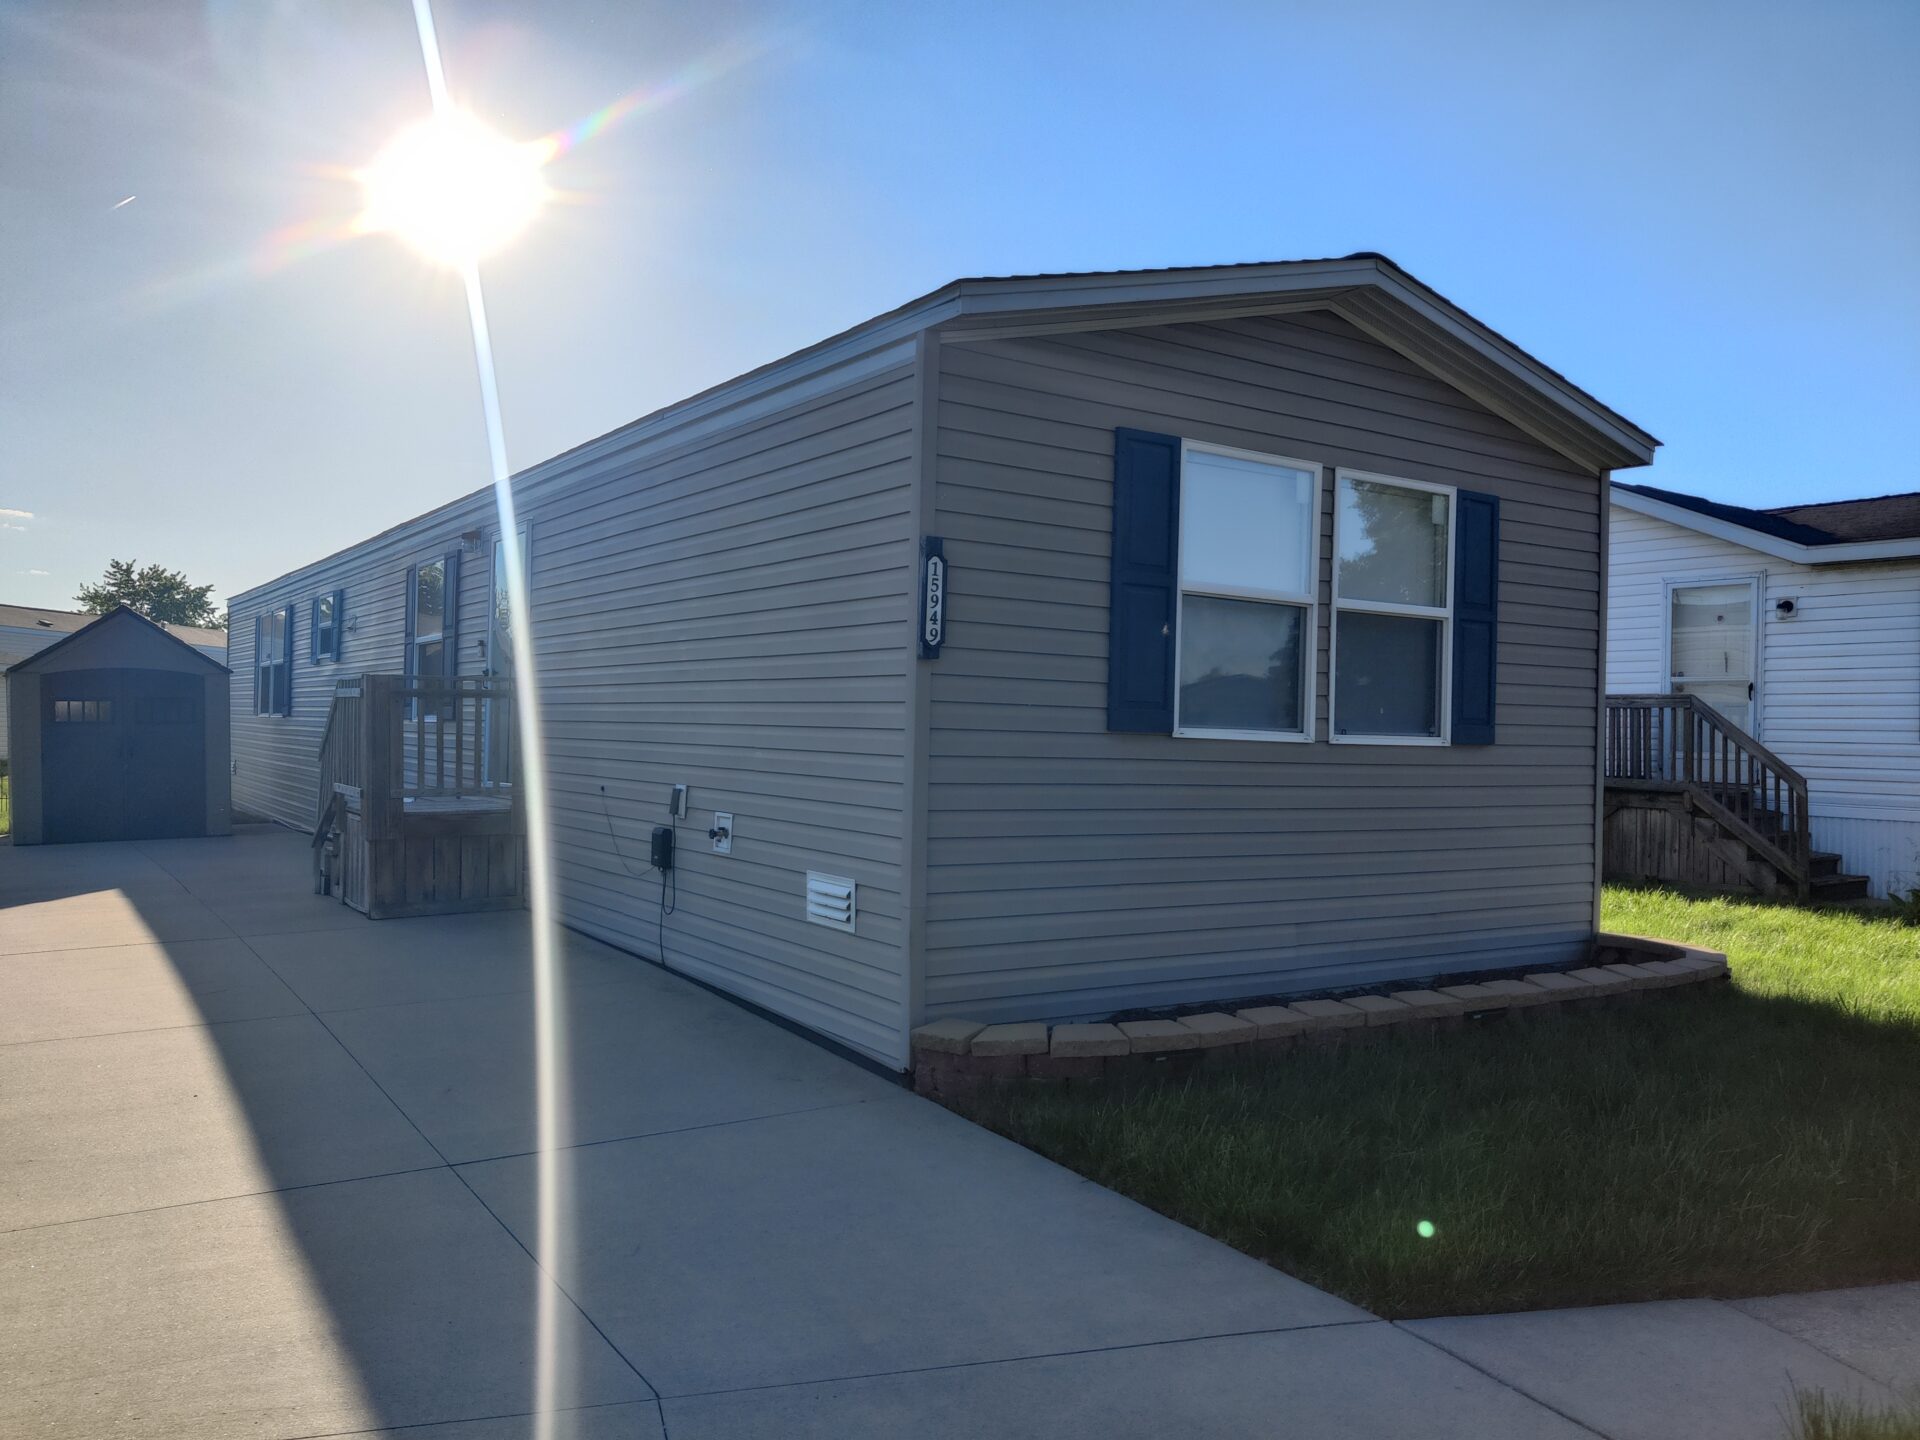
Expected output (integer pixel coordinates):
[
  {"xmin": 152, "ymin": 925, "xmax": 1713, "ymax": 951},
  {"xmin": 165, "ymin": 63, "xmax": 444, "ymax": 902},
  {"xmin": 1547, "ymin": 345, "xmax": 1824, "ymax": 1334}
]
[{"xmin": 6, "ymin": 605, "xmax": 230, "ymax": 675}]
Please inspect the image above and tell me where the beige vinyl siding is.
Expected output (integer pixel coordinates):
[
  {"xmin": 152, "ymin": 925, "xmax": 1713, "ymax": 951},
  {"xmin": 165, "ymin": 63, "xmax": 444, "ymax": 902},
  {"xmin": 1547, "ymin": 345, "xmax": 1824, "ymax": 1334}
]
[
  {"xmin": 227, "ymin": 364, "xmax": 917, "ymax": 1065},
  {"xmin": 1608, "ymin": 503, "xmax": 1920, "ymax": 895},
  {"xmin": 922, "ymin": 311, "xmax": 1603, "ymax": 1021},
  {"xmin": 526, "ymin": 365, "xmax": 916, "ymax": 1065},
  {"xmin": 228, "ymin": 492, "xmax": 498, "ymax": 830}
]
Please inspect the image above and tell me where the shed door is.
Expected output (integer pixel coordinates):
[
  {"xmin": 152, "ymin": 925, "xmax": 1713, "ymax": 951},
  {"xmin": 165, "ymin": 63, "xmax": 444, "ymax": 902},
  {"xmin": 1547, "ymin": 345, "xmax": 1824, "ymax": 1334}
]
[{"xmin": 43, "ymin": 669, "xmax": 206, "ymax": 842}]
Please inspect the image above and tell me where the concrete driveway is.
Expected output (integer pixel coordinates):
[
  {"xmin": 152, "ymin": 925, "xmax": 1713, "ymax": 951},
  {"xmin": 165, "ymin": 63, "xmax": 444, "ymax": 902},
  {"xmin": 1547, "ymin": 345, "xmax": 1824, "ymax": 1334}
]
[{"xmin": 0, "ymin": 828, "xmax": 1906, "ymax": 1438}]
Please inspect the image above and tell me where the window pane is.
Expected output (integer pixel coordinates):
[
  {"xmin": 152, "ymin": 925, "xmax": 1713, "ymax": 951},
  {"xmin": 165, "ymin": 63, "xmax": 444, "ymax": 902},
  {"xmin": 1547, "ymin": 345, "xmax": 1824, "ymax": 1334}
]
[
  {"xmin": 316, "ymin": 594, "xmax": 334, "ymax": 629},
  {"xmin": 416, "ymin": 560, "xmax": 445, "ymax": 638},
  {"xmin": 1181, "ymin": 450, "xmax": 1315, "ymax": 597},
  {"xmin": 1179, "ymin": 595, "xmax": 1305, "ymax": 734},
  {"xmin": 416, "ymin": 638, "xmax": 443, "ymax": 679},
  {"xmin": 1335, "ymin": 611, "xmax": 1442, "ymax": 737},
  {"xmin": 1337, "ymin": 478, "xmax": 1448, "ymax": 607}
]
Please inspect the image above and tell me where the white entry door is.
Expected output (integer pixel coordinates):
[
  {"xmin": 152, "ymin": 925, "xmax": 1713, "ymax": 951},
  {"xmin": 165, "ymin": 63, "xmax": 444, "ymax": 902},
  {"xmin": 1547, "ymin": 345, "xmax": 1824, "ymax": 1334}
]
[{"xmin": 1668, "ymin": 579, "xmax": 1758, "ymax": 733}]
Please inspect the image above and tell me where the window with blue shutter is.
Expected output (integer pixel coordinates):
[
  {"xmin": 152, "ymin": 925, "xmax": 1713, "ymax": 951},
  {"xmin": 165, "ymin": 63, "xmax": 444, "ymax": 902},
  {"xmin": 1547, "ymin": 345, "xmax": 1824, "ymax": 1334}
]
[
  {"xmin": 1450, "ymin": 490, "xmax": 1500, "ymax": 745},
  {"xmin": 1107, "ymin": 429, "xmax": 1182, "ymax": 732}
]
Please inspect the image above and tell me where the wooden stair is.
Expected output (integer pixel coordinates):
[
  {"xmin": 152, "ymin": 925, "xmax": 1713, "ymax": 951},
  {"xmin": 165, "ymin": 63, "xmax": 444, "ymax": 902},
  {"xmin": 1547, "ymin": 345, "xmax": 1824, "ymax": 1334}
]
[
  {"xmin": 1808, "ymin": 851, "xmax": 1871, "ymax": 903},
  {"xmin": 1604, "ymin": 694, "xmax": 1868, "ymax": 902}
]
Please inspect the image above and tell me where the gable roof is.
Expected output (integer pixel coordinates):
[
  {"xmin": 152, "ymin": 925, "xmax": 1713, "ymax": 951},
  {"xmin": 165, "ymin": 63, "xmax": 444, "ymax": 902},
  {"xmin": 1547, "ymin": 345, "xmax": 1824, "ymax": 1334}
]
[
  {"xmin": 910, "ymin": 255, "xmax": 1658, "ymax": 473},
  {"xmin": 0, "ymin": 603, "xmax": 226, "ymax": 650},
  {"xmin": 1612, "ymin": 482, "xmax": 1920, "ymax": 565},
  {"xmin": 6, "ymin": 605, "xmax": 231, "ymax": 675}
]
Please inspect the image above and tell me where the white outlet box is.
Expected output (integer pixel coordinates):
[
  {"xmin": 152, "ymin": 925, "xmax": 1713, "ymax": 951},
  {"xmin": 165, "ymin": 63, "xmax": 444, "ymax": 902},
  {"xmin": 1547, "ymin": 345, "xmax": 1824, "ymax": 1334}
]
[{"xmin": 710, "ymin": 811, "xmax": 733, "ymax": 855}]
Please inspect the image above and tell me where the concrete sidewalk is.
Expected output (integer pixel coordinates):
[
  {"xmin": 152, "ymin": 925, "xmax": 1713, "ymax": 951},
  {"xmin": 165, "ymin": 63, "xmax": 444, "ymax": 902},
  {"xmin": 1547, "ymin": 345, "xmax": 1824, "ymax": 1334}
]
[{"xmin": 0, "ymin": 828, "xmax": 1909, "ymax": 1438}]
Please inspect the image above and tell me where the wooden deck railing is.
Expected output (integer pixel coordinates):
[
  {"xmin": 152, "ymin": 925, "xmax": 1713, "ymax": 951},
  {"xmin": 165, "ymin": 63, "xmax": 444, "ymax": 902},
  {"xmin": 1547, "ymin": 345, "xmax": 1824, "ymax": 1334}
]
[
  {"xmin": 1604, "ymin": 693, "xmax": 1810, "ymax": 894},
  {"xmin": 315, "ymin": 678, "xmax": 365, "ymax": 825},
  {"xmin": 315, "ymin": 673, "xmax": 517, "ymax": 841}
]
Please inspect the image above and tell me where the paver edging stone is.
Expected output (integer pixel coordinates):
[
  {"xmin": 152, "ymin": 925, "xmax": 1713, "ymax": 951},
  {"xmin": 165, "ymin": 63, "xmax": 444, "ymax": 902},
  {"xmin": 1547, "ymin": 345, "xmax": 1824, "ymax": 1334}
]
[{"xmin": 908, "ymin": 932, "xmax": 1727, "ymax": 1097}]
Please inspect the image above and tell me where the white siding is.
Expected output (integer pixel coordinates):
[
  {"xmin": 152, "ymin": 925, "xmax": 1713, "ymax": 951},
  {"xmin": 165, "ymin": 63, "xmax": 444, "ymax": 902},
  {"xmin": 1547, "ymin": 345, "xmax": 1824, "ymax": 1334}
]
[{"xmin": 1608, "ymin": 503, "xmax": 1920, "ymax": 895}]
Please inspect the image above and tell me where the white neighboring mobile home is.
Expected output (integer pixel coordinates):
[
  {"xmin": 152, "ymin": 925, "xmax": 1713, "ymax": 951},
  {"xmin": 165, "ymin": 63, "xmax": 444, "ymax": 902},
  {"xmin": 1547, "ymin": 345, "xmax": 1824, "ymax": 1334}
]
[
  {"xmin": 228, "ymin": 255, "xmax": 1658, "ymax": 1069},
  {"xmin": 1609, "ymin": 482, "xmax": 1920, "ymax": 897}
]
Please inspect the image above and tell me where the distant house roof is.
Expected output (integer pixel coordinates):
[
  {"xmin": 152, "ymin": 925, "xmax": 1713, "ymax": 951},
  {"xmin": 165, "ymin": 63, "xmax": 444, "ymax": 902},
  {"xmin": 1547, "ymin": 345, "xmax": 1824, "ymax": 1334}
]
[
  {"xmin": 5, "ymin": 605, "xmax": 229, "ymax": 676},
  {"xmin": 1766, "ymin": 493, "xmax": 1920, "ymax": 544},
  {"xmin": 0, "ymin": 603, "xmax": 225, "ymax": 651},
  {"xmin": 1611, "ymin": 482, "xmax": 1920, "ymax": 564}
]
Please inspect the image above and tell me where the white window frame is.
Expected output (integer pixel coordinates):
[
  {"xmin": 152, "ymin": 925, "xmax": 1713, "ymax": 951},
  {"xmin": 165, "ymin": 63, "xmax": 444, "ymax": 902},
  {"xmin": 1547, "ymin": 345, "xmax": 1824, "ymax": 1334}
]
[
  {"xmin": 408, "ymin": 557, "xmax": 447, "ymax": 723},
  {"xmin": 1330, "ymin": 467, "xmax": 1455, "ymax": 747},
  {"xmin": 1172, "ymin": 439, "xmax": 1323, "ymax": 744},
  {"xmin": 1660, "ymin": 573, "xmax": 1763, "ymax": 738}
]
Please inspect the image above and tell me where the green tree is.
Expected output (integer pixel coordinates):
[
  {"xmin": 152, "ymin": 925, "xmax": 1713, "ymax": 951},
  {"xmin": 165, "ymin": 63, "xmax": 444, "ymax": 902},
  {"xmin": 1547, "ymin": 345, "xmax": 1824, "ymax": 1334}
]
[{"xmin": 75, "ymin": 559, "xmax": 221, "ymax": 628}]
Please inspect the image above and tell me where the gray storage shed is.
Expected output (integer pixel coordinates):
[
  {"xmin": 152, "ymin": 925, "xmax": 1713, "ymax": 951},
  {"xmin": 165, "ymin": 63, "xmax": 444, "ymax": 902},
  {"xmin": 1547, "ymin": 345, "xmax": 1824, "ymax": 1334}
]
[{"xmin": 6, "ymin": 607, "xmax": 232, "ymax": 845}]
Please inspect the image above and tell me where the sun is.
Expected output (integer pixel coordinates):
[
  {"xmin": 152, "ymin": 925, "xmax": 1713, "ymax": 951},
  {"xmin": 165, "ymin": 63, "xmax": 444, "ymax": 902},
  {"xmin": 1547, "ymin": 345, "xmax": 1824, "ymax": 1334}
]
[{"xmin": 356, "ymin": 111, "xmax": 549, "ymax": 267}]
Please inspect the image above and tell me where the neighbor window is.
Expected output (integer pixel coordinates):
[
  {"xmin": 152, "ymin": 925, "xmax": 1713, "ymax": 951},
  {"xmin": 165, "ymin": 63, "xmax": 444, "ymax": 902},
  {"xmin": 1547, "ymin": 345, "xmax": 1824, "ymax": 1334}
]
[
  {"xmin": 1174, "ymin": 444, "xmax": 1319, "ymax": 740},
  {"xmin": 1332, "ymin": 471, "xmax": 1453, "ymax": 741},
  {"xmin": 311, "ymin": 589, "xmax": 343, "ymax": 662},
  {"xmin": 254, "ymin": 605, "xmax": 293, "ymax": 716}
]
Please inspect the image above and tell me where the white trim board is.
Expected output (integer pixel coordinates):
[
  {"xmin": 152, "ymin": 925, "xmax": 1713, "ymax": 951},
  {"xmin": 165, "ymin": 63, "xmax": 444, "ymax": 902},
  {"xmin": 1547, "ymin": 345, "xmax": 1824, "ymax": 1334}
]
[{"xmin": 1611, "ymin": 485, "xmax": 1920, "ymax": 566}]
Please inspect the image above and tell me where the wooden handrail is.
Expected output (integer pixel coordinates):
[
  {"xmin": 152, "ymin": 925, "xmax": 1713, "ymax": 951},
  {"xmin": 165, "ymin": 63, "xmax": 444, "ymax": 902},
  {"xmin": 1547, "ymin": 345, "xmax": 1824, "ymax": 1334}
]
[
  {"xmin": 316, "ymin": 673, "xmax": 516, "ymax": 842},
  {"xmin": 315, "ymin": 679, "xmax": 365, "ymax": 827},
  {"xmin": 1604, "ymin": 693, "xmax": 1810, "ymax": 895}
]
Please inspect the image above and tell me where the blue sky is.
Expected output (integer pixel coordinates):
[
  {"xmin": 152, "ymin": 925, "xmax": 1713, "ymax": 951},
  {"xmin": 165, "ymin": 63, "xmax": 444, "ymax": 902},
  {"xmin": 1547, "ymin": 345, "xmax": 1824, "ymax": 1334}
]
[{"xmin": 2, "ymin": 0, "xmax": 1915, "ymax": 612}]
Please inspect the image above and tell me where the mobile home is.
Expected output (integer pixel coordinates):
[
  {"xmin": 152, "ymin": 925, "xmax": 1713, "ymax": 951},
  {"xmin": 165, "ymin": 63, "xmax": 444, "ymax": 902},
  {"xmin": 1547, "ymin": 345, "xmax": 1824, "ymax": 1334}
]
[
  {"xmin": 1609, "ymin": 481, "xmax": 1920, "ymax": 898},
  {"xmin": 229, "ymin": 255, "xmax": 1656, "ymax": 1068}
]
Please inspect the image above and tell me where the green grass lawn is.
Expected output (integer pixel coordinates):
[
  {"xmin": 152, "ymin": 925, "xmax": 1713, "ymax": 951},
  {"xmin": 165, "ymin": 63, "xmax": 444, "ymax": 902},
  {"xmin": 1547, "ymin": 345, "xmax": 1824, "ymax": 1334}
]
[
  {"xmin": 0, "ymin": 772, "xmax": 9, "ymax": 836},
  {"xmin": 949, "ymin": 887, "xmax": 1920, "ymax": 1320}
]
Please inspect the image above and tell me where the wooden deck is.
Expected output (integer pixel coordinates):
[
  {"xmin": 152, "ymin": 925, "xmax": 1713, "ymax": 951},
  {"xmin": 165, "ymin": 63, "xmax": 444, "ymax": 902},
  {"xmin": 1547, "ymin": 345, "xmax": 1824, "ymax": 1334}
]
[{"xmin": 312, "ymin": 674, "xmax": 527, "ymax": 919}]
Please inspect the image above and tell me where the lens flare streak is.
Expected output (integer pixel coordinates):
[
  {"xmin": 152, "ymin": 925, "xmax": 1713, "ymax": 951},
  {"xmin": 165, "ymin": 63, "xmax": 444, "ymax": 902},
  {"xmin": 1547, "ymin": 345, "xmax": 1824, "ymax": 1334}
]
[{"xmin": 406, "ymin": 2, "xmax": 571, "ymax": 1436}]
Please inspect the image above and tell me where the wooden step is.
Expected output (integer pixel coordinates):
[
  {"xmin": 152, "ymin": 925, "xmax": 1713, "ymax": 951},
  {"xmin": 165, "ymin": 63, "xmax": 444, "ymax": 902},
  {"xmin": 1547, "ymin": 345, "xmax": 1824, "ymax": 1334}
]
[
  {"xmin": 1809, "ymin": 850, "xmax": 1844, "ymax": 879},
  {"xmin": 1811, "ymin": 872, "xmax": 1872, "ymax": 902}
]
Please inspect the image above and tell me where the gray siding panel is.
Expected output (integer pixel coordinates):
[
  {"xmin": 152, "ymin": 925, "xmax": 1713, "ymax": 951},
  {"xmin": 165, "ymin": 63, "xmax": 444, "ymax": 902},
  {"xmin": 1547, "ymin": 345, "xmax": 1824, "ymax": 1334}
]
[
  {"xmin": 924, "ymin": 313, "xmax": 1602, "ymax": 1021},
  {"xmin": 228, "ymin": 368, "xmax": 917, "ymax": 1066}
]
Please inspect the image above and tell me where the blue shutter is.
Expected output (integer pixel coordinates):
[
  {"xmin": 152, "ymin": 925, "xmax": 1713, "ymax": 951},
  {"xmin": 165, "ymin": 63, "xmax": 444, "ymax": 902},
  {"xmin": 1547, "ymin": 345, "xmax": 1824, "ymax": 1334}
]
[
  {"xmin": 1451, "ymin": 490, "xmax": 1499, "ymax": 745},
  {"xmin": 403, "ymin": 565, "xmax": 418, "ymax": 681},
  {"xmin": 440, "ymin": 551, "xmax": 461, "ymax": 677},
  {"xmin": 1107, "ymin": 428, "xmax": 1181, "ymax": 733}
]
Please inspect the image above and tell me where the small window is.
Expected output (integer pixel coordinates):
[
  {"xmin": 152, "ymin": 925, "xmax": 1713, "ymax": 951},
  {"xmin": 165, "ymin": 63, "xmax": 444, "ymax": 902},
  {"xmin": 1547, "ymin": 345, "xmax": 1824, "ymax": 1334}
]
[
  {"xmin": 312, "ymin": 589, "xmax": 343, "ymax": 662},
  {"xmin": 405, "ymin": 555, "xmax": 459, "ymax": 719},
  {"xmin": 1332, "ymin": 472, "xmax": 1453, "ymax": 742},
  {"xmin": 1174, "ymin": 444, "xmax": 1319, "ymax": 741},
  {"xmin": 254, "ymin": 606, "xmax": 292, "ymax": 716},
  {"xmin": 53, "ymin": 699, "xmax": 113, "ymax": 723}
]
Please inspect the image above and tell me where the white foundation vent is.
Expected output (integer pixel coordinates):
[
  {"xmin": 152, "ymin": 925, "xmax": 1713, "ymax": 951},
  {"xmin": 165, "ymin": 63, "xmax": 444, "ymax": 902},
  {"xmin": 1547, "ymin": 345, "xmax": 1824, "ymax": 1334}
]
[{"xmin": 805, "ymin": 872, "xmax": 856, "ymax": 933}]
